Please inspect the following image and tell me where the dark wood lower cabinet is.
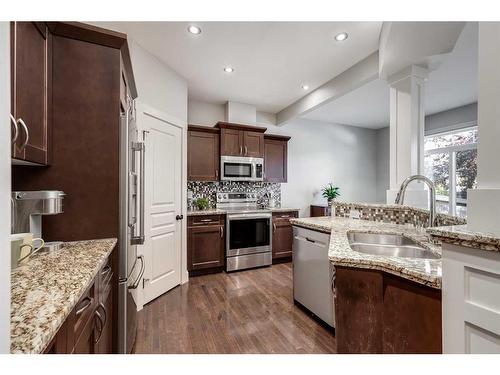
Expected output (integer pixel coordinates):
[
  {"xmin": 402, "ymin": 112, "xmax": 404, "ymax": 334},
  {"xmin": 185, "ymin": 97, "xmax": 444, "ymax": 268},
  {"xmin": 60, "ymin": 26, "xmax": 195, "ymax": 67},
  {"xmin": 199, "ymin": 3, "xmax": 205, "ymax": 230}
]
[
  {"xmin": 310, "ymin": 205, "xmax": 329, "ymax": 217},
  {"xmin": 43, "ymin": 252, "xmax": 114, "ymax": 354},
  {"xmin": 272, "ymin": 211, "xmax": 298, "ymax": 262},
  {"xmin": 188, "ymin": 215, "xmax": 225, "ymax": 275},
  {"xmin": 334, "ymin": 266, "xmax": 442, "ymax": 354}
]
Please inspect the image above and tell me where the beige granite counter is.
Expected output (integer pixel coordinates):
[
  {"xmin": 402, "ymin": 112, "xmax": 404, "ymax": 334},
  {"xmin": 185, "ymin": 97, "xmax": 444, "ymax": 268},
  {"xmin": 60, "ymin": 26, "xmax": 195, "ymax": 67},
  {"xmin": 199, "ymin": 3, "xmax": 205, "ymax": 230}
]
[
  {"xmin": 290, "ymin": 217, "xmax": 442, "ymax": 289},
  {"xmin": 10, "ymin": 238, "xmax": 117, "ymax": 354},
  {"xmin": 187, "ymin": 207, "xmax": 299, "ymax": 216},
  {"xmin": 428, "ymin": 225, "xmax": 500, "ymax": 252}
]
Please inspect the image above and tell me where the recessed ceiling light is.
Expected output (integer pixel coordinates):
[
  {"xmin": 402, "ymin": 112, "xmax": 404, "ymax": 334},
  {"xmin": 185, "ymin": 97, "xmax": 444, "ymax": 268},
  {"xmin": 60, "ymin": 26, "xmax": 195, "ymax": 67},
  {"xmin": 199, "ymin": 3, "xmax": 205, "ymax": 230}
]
[
  {"xmin": 188, "ymin": 25, "xmax": 201, "ymax": 35},
  {"xmin": 334, "ymin": 32, "xmax": 348, "ymax": 41},
  {"xmin": 224, "ymin": 67, "xmax": 234, "ymax": 73},
  {"xmin": 302, "ymin": 85, "xmax": 309, "ymax": 90}
]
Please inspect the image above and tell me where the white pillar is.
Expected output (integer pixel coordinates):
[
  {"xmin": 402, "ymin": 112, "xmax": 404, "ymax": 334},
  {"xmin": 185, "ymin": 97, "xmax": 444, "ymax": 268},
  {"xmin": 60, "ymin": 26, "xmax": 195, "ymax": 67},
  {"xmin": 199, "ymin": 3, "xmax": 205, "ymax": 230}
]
[
  {"xmin": 386, "ymin": 65, "xmax": 429, "ymax": 208},
  {"xmin": 467, "ymin": 22, "xmax": 500, "ymax": 235}
]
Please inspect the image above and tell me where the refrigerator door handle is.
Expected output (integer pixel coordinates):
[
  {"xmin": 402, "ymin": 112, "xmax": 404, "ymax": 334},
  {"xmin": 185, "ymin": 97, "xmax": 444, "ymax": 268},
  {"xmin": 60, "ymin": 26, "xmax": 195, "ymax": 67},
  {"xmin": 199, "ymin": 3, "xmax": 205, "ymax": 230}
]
[
  {"xmin": 131, "ymin": 141, "xmax": 145, "ymax": 245},
  {"xmin": 129, "ymin": 255, "xmax": 145, "ymax": 290}
]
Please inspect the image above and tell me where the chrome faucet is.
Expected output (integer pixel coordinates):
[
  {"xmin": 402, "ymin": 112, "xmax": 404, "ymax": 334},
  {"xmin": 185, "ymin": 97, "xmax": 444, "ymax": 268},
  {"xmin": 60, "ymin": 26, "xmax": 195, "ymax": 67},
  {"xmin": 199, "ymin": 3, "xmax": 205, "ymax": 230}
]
[{"xmin": 394, "ymin": 175, "xmax": 437, "ymax": 228}]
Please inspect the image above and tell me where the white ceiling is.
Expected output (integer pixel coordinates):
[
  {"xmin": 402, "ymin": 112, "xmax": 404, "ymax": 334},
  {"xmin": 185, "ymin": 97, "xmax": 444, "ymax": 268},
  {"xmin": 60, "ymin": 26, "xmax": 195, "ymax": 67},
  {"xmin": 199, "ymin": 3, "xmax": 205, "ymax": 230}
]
[
  {"xmin": 95, "ymin": 21, "xmax": 382, "ymax": 113},
  {"xmin": 302, "ymin": 22, "xmax": 478, "ymax": 129}
]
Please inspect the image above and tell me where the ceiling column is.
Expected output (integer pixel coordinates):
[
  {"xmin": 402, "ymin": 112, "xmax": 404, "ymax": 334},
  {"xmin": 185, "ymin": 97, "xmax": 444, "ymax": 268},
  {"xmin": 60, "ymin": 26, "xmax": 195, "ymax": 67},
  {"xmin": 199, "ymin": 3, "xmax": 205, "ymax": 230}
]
[
  {"xmin": 386, "ymin": 65, "xmax": 429, "ymax": 208},
  {"xmin": 467, "ymin": 22, "xmax": 500, "ymax": 235}
]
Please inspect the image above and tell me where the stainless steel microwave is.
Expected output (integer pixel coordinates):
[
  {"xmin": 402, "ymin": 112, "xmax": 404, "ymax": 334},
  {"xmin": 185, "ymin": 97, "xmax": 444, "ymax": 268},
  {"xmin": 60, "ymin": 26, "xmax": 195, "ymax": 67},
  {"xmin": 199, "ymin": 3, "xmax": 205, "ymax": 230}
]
[{"xmin": 220, "ymin": 156, "xmax": 264, "ymax": 182}]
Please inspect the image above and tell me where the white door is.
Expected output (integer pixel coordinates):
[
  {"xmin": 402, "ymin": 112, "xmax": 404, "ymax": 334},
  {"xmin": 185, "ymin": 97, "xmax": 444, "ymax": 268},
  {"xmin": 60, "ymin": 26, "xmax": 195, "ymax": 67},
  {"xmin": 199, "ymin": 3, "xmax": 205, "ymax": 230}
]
[{"xmin": 141, "ymin": 110, "xmax": 182, "ymax": 304}]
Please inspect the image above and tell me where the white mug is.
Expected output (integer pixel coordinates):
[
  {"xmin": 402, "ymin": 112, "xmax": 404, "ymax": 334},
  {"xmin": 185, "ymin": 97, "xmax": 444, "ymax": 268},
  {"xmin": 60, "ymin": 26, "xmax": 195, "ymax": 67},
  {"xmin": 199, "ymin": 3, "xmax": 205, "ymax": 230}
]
[{"xmin": 10, "ymin": 233, "xmax": 45, "ymax": 268}]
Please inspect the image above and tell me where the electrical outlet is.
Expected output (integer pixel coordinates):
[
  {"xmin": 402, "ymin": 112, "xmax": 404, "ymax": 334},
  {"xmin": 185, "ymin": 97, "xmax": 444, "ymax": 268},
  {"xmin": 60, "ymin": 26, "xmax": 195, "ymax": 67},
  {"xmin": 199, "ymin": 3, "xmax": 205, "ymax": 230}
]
[{"xmin": 349, "ymin": 209, "xmax": 361, "ymax": 219}]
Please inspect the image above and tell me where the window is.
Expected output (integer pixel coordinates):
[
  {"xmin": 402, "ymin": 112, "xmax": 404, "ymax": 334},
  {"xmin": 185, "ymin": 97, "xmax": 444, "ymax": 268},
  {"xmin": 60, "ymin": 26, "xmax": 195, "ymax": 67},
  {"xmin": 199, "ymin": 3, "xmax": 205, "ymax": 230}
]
[{"xmin": 424, "ymin": 127, "xmax": 478, "ymax": 218}]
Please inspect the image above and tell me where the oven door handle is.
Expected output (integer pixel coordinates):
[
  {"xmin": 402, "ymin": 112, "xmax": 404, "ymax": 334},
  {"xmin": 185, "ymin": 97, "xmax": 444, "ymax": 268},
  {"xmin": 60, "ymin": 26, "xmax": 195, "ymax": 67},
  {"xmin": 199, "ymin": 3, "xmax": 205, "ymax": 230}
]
[{"xmin": 227, "ymin": 213, "xmax": 272, "ymax": 220}]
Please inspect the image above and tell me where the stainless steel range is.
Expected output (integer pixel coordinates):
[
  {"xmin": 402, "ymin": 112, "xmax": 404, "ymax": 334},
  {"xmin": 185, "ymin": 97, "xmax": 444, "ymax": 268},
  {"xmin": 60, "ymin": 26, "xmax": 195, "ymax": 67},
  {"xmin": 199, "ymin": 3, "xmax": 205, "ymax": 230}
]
[{"xmin": 216, "ymin": 192, "xmax": 272, "ymax": 272}]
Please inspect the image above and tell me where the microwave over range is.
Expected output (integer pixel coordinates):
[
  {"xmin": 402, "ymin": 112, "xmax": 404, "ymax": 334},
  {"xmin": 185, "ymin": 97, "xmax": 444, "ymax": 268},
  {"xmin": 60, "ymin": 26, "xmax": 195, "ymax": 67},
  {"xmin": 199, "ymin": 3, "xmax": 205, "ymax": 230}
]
[{"xmin": 220, "ymin": 155, "xmax": 264, "ymax": 182}]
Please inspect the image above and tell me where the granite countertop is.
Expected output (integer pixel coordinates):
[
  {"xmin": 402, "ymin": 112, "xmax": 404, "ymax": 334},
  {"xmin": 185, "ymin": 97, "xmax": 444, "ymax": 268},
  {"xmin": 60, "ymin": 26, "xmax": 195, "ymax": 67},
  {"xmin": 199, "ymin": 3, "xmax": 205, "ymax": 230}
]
[
  {"xmin": 290, "ymin": 217, "xmax": 442, "ymax": 289},
  {"xmin": 187, "ymin": 207, "xmax": 300, "ymax": 216},
  {"xmin": 10, "ymin": 238, "xmax": 117, "ymax": 354},
  {"xmin": 427, "ymin": 225, "xmax": 500, "ymax": 252}
]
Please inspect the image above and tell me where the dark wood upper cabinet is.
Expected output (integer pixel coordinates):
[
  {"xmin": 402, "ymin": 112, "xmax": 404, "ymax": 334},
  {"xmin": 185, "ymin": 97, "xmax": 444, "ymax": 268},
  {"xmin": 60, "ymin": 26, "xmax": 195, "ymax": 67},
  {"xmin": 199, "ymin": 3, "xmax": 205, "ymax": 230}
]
[
  {"xmin": 272, "ymin": 211, "xmax": 298, "ymax": 261},
  {"xmin": 11, "ymin": 22, "xmax": 51, "ymax": 165},
  {"xmin": 187, "ymin": 215, "xmax": 225, "ymax": 274},
  {"xmin": 188, "ymin": 125, "xmax": 220, "ymax": 181},
  {"xmin": 220, "ymin": 128, "xmax": 242, "ymax": 157},
  {"xmin": 217, "ymin": 122, "xmax": 266, "ymax": 158},
  {"xmin": 243, "ymin": 131, "xmax": 264, "ymax": 157},
  {"xmin": 264, "ymin": 135, "xmax": 290, "ymax": 183}
]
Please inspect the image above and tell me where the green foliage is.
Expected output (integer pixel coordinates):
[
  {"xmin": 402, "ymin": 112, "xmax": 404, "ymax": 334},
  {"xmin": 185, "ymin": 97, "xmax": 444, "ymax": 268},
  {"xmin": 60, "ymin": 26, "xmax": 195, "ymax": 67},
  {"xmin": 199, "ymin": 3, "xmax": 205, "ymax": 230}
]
[
  {"xmin": 195, "ymin": 197, "xmax": 209, "ymax": 210},
  {"xmin": 322, "ymin": 183, "xmax": 340, "ymax": 201}
]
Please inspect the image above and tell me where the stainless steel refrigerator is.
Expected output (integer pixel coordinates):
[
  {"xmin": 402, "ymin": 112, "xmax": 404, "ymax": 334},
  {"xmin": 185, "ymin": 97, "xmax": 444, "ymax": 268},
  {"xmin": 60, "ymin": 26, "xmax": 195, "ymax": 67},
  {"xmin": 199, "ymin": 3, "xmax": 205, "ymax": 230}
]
[{"xmin": 118, "ymin": 97, "xmax": 145, "ymax": 354}]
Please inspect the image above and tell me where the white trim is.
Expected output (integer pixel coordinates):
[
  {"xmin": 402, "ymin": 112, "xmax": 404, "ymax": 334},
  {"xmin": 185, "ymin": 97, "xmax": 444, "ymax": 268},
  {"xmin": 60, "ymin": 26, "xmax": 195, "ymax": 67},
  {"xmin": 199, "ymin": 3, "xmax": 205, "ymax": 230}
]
[{"xmin": 425, "ymin": 142, "xmax": 477, "ymax": 155}]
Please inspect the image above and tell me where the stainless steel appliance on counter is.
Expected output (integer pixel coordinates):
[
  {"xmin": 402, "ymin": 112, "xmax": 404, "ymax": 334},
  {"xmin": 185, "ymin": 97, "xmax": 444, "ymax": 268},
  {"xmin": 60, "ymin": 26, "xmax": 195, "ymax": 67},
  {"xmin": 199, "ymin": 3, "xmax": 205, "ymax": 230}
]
[
  {"xmin": 216, "ymin": 192, "xmax": 272, "ymax": 271},
  {"xmin": 220, "ymin": 155, "xmax": 264, "ymax": 182},
  {"xmin": 292, "ymin": 226, "xmax": 335, "ymax": 328},
  {"xmin": 11, "ymin": 190, "xmax": 65, "ymax": 247},
  {"xmin": 118, "ymin": 96, "xmax": 146, "ymax": 354}
]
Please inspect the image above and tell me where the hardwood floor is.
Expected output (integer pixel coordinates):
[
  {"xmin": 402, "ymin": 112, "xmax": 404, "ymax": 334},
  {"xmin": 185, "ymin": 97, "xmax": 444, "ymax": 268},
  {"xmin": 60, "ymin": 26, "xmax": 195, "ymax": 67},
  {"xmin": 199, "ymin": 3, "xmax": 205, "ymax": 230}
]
[{"xmin": 134, "ymin": 262, "xmax": 336, "ymax": 353}]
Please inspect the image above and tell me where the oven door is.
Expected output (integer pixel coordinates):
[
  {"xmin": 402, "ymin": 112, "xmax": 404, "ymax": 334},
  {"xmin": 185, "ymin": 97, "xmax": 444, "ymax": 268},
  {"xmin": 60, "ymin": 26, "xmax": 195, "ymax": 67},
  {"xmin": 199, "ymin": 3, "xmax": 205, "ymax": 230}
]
[{"xmin": 227, "ymin": 213, "xmax": 272, "ymax": 256}]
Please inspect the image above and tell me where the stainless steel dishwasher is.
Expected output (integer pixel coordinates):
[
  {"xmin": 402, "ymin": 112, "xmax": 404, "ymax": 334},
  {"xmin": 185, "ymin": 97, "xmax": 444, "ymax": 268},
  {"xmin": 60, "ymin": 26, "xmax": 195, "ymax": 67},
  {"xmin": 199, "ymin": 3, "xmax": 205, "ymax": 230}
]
[{"xmin": 292, "ymin": 225, "xmax": 335, "ymax": 328}]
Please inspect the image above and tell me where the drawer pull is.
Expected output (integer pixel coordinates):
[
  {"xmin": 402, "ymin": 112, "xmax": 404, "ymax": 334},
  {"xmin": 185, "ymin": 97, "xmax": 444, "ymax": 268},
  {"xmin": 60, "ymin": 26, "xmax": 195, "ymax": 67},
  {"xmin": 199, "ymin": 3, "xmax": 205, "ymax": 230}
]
[
  {"xmin": 94, "ymin": 310, "xmax": 104, "ymax": 344},
  {"xmin": 305, "ymin": 237, "xmax": 316, "ymax": 243},
  {"xmin": 200, "ymin": 219, "xmax": 213, "ymax": 222},
  {"xmin": 281, "ymin": 215, "xmax": 290, "ymax": 218},
  {"xmin": 101, "ymin": 265, "xmax": 112, "ymax": 277},
  {"xmin": 75, "ymin": 297, "xmax": 92, "ymax": 316}
]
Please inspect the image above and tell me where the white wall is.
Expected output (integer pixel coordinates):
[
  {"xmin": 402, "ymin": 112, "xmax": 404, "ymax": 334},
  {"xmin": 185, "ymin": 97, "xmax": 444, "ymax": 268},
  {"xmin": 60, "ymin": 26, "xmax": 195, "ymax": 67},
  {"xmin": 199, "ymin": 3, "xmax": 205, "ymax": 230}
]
[
  {"xmin": 0, "ymin": 22, "xmax": 11, "ymax": 353},
  {"xmin": 128, "ymin": 39, "xmax": 187, "ymax": 122},
  {"xmin": 189, "ymin": 100, "xmax": 379, "ymax": 217}
]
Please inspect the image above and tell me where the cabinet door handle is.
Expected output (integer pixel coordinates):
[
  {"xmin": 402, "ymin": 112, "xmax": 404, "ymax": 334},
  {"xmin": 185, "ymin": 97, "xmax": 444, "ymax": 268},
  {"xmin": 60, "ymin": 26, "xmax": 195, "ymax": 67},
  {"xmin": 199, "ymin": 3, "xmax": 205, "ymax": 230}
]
[
  {"xmin": 10, "ymin": 114, "xmax": 18, "ymax": 144},
  {"xmin": 220, "ymin": 226, "xmax": 223, "ymax": 238},
  {"xmin": 94, "ymin": 310, "xmax": 104, "ymax": 344},
  {"xmin": 239, "ymin": 145, "xmax": 243, "ymax": 155},
  {"xmin": 75, "ymin": 297, "xmax": 92, "ymax": 316},
  {"xmin": 244, "ymin": 146, "xmax": 248, "ymax": 155},
  {"xmin": 273, "ymin": 223, "xmax": 276, "ymax": 233},
  {"xmin": 101, "ymin": 265, "xmax": 112, "ymax": 277},
  {"xmin": 215, "ymin": 169, "xmax": 218, "ymax": 179},
  {"xmin": 17, "ymin": 118, "xmax": 29, "ymax": 151},
  {"xmin": 99, "ymin": 302, "xmax": 107, "ymax": 327}
]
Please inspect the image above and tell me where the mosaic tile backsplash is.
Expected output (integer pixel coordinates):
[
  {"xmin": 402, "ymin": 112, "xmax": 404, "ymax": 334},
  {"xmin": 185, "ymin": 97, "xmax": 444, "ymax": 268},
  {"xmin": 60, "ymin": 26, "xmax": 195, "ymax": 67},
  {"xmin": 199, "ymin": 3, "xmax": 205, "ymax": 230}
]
[
  {"xmin": 188, "ymin": 181, "xmax": 281, "ymax": 208},
  {"xmin": 332, "ymin": 201, "xmax": 466, "ymax": 228}
]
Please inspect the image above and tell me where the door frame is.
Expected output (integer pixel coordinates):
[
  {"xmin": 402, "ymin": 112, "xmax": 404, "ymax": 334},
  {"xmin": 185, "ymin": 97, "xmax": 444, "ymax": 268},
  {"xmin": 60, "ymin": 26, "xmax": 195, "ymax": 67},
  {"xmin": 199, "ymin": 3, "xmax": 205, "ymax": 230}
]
[{"xmin": 133, "ymin": 101, "xmax": 188, "ymax": 311}]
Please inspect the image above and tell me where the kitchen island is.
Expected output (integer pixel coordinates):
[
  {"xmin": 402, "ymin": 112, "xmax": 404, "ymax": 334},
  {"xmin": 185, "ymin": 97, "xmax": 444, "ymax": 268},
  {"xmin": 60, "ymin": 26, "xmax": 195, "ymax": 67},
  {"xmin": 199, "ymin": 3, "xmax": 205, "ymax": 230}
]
[
  {"xmin": 10, "ymin": 238, "xmax": 116, "ymax": 354},
  {"xmin": 291, "ymin": 215, "xmax": 443, "ymax": 353}
]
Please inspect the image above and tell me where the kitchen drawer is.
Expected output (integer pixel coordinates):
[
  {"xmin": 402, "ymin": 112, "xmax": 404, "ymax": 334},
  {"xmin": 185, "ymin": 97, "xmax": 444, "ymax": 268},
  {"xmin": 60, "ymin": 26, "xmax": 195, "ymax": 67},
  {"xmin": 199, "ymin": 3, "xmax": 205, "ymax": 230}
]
[
  {"xmin": 71, "ymin": 280, "xmax": 97, "ymax": 344},
  {"xmin": 188, "ymin": 215, "xmax": 223, "ymax": 226},
  {"xmin": 272, "ymin": 211, "xmax": 298, "ymax": 220}
]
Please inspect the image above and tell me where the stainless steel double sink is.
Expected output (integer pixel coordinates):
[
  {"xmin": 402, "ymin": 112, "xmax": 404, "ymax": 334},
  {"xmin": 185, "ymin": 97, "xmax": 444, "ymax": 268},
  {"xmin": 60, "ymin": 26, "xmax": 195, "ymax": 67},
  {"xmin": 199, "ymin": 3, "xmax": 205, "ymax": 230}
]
[{"xmin": 347, "ymin": 232, "xmax": 440, "ymax": 259}]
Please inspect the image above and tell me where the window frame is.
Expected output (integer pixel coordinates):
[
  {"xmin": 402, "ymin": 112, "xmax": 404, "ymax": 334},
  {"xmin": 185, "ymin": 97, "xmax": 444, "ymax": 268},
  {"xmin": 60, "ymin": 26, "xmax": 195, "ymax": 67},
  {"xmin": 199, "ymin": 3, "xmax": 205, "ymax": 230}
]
[{"xmin": 424, "ymin": 125, "xmax": 478, "ymax": 217}]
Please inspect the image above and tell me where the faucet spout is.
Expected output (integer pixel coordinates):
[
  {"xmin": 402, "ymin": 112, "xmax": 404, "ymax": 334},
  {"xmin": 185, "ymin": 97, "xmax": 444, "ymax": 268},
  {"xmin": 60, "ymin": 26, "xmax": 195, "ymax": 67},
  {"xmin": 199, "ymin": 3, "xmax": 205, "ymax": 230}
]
[{"xmin": 394, "ymin": 175, "xmax": 437, "ymax": 228}]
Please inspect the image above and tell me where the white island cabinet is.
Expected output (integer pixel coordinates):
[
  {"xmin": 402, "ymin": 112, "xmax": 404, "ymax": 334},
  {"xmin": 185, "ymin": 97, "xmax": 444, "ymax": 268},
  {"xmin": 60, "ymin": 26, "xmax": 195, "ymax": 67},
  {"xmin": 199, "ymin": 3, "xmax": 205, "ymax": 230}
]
[{"xmin": 442, "ymin": 243, "xmax": 500, "ymax": 353}]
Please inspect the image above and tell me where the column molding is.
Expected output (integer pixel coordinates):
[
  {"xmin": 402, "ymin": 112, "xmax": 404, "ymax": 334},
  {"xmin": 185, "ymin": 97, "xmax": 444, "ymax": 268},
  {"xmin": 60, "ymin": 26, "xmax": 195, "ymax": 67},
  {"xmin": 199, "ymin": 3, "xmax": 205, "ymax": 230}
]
[{"xmin": 386, "ymin": 65, "xmax": 429, "ymax": 208}]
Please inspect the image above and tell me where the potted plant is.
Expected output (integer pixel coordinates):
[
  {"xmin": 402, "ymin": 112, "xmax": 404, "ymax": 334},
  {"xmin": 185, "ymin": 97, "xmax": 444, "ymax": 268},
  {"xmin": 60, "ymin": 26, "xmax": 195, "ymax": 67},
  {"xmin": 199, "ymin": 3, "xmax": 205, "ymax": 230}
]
[
  {"xmin": 195, "ymin": 197, "xmax": 209, "ymax": 211},
  {"xmin": 322, "ymin": 183, "xmax": 340, "ymax": 205}
]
